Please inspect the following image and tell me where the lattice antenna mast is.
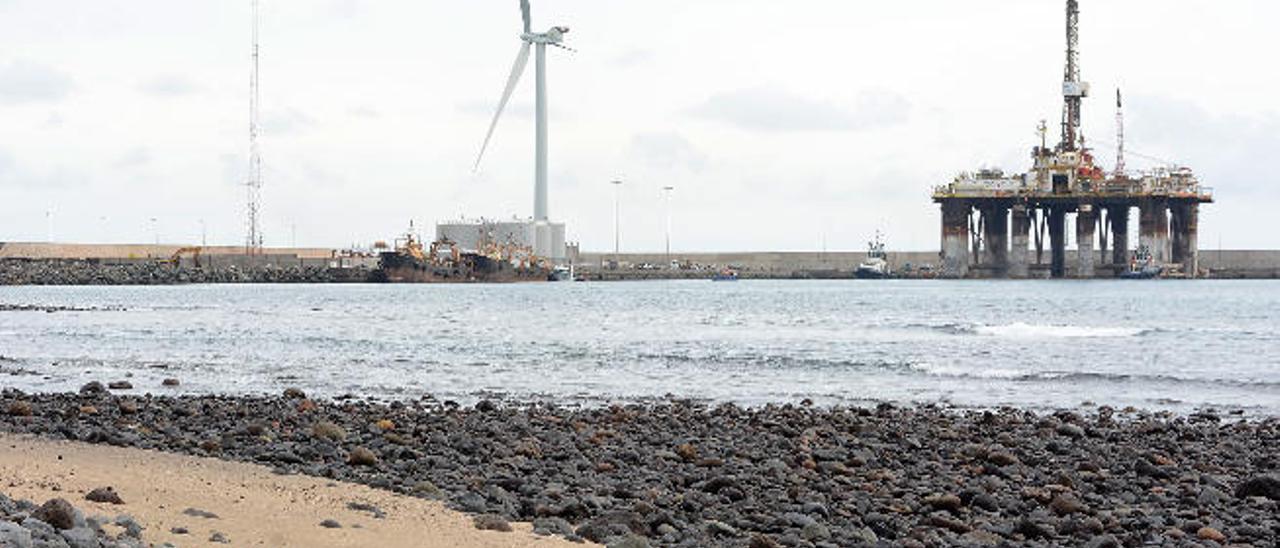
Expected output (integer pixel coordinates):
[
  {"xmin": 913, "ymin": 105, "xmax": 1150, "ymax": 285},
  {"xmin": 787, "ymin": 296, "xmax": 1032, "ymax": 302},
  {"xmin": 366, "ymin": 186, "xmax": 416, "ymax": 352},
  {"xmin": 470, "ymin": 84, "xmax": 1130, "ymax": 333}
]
[
  {"xmin": 245, "ymin": 0, "xmax": 264, "ymax": 254},
  {"xmin": 1115, "ymin": 88, "xmax": 1126, "ymax": 177},
  {"xmin": 1059, "ymin": 0, "xmax": 1087, "ymax": 152}
]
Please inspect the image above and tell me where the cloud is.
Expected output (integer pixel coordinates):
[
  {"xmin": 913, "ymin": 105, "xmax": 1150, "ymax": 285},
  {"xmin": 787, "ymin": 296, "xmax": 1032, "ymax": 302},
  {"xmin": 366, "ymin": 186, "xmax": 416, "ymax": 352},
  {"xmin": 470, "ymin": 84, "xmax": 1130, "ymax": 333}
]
[
  {"xmin": 0, "ymin": 148, "xmax": 87, "ymax": 189},
  {"xmin": 629, "ymin": 131, "xmax": 707, "ymax": 173},
  {"xmin": 689, "ymin": 86, "xmax": 911, "ymax": 132},
  {"xmin": 612, "ymin": 49, "xmax": 654, "ymax": 68},
  {"xmin": 262, "ymin": 107, "xmax": 316, "ymax": 135},
  {"xmin": 347, "ymin": 105, "xmax": 381, "ymax": 119},
  {"xmin": 1127, "ymin": 95, "xmax": 1280, "ymax": 198},
  {"xmin": 137, "ymin": 74, "xmax": 200, "ymax": 97},
  {"xmin": 0, "ymin": 61, "xmax": 74, "ymax": 104},
  {"xmin": 112, "ymin": 148, "xmax": 151, "ymax": 169},
  {"xmin": 457, "ymin": 99, "xmax": 534, "ymax": 120}
]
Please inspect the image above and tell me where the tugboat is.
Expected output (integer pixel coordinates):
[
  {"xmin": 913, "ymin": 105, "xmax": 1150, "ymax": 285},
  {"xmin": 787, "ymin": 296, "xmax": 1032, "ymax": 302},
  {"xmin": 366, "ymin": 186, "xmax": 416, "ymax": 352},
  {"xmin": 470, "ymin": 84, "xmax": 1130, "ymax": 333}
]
[
  {"xmin": 1120, "ymin": 245, "xmax": 1163, "ymax": 279},
  {"xmin": 372, "ymin": 224, "xmax": 552, "ymax": 283},
  {"xmin": 855, "ymin": 231, "xmax": 892, "ymax": 279},
  {"xmin": 549, "ymin": 264, "xmax": 573, "ymax": 282}
]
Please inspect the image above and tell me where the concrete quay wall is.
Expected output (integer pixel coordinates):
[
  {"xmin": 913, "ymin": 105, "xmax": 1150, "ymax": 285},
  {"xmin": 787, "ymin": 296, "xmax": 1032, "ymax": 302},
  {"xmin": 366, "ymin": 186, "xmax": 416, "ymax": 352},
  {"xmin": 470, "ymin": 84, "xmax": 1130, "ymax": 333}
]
[{"xmin": 578, "ymin": 250, "xmax": 1280, "ymax": 279}]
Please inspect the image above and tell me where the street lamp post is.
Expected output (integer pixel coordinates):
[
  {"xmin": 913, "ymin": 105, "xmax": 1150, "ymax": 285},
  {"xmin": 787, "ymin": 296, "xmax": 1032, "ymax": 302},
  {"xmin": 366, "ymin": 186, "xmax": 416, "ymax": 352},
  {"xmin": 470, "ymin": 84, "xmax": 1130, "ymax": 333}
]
[
  {"xmin": 611, "ymin": 180, "xmax": 623, "ymax": 265},
  {"xmin": 662, "ymin": 185, "xmax": 674, "ymax": 267}
]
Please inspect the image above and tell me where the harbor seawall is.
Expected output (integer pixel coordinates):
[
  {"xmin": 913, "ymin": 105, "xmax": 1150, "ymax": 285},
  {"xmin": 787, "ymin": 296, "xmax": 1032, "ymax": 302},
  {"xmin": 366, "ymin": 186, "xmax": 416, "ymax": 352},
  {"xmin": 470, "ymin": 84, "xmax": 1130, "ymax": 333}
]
[
  {"xmin": 578, "ymin": 250, "xmax": 1280, "ymax": 279},
  {"xmin": 2, "ymin": 243, "xmax": 1277, "ymax": 283}
]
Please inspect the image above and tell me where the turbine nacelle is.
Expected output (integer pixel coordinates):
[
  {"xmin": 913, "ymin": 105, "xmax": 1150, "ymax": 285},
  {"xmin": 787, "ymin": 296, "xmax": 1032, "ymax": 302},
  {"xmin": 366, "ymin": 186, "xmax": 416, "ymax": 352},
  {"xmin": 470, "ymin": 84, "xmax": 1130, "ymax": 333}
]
[{"xmin": 522, "ymin": 26, "xmax": 569, "ymax": 45}]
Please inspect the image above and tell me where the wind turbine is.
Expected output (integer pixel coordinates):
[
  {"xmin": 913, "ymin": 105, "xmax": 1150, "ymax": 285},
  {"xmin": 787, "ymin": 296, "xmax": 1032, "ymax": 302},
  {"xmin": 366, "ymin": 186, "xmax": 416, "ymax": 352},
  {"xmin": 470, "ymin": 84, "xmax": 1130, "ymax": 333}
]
[{"xmin": 474, "ymin": 0, "xmax": 571, "ymax": 224}]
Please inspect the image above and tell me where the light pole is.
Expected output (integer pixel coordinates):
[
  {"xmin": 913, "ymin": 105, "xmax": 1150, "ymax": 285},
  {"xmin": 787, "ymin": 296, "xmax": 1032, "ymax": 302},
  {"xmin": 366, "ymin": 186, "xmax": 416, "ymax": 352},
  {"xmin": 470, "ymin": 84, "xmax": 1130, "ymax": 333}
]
[
  {"xmin": 611, "ymin": 179, "xmax": 623, "ymax": 264},
  {"xmin": 662, "ymin": 185, "xmax": 674, "ymax": 267},
  {"xmin": 45, "ymin": 209, "xmax": 52, "ymax": 242},
  {"xmin": 199, "ymin": 219, "xmax": 207, "ymax": 247},
  {"xmin": 150, "ymin": 217, "xmax": 158, "ymax": 246}
]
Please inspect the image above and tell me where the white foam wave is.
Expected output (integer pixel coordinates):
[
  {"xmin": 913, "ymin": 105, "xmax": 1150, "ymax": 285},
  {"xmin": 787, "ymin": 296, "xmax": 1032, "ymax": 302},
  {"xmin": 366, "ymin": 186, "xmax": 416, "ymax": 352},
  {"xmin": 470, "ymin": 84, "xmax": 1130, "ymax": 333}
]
[
  {"xmin": 973, "ymin": 322, "xmax": 1146, "ymax": 339},
  {"xmin": 911, "ymin": 363, "xmax": 1025, "ymax": 379}
]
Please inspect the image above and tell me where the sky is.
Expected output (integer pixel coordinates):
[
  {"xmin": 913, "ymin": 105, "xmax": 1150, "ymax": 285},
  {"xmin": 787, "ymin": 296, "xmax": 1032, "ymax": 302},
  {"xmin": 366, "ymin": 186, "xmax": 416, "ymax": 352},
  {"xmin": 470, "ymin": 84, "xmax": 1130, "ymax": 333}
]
[{"xmin": 1, "ymin": 0, "xmax": 1277, "ymax": 252}]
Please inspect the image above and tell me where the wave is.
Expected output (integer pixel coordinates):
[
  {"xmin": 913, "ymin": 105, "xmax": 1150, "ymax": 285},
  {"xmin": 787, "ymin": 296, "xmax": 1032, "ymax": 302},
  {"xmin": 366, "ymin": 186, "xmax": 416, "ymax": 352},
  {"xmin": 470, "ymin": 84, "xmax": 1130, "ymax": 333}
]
[
  {"xmin": 916, "ymin": 321, "xmax": 1152, "ymax": 338},
  {"xmin": 908, "ymin": 364, "xmax": 1280, "ymax": 389}
]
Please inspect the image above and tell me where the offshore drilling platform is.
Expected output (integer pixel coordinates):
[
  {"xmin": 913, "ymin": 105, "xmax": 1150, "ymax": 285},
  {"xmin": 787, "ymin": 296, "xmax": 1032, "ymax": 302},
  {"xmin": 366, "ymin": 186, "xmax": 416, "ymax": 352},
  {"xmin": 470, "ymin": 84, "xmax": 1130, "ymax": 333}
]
[{"xmin": 933, "ymin": 0, "xmax": 1213, "ymax": 279}]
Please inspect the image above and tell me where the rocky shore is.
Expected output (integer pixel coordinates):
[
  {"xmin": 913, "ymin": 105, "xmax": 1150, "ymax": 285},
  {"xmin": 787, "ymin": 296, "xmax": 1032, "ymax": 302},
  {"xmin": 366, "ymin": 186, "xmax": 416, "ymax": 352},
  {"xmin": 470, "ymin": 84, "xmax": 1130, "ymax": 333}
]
[
  {"xmin": 2, "ymin": 389, "xmax": 1278, "ymax": 547},
  {"xmin": 1, "ymin": 490, "xmax": 159, "ymax": 548},
  {"xmin": 0, "ymin": 259, "xmax": 371, "ymax": 285}
]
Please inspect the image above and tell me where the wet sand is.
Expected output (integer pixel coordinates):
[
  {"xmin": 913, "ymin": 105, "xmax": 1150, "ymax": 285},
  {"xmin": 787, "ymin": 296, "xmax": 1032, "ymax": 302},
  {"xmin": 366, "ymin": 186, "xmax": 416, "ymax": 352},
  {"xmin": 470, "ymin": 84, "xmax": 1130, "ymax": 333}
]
[{"xmin": 0, "ymin": 433, "xmax": 587, "ymax": 547}]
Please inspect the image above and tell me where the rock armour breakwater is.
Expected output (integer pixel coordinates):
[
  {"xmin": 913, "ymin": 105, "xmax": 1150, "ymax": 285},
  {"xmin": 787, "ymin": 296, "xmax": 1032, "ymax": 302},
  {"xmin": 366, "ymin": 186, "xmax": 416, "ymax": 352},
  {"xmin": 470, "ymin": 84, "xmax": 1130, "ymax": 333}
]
[
  {"xmin": 0, "ymin": 259, "xmax": 370, "ymax": 285},
  {"xmin": 2, "ymin": 390, "xmax": 1278, "ymax": 547}
]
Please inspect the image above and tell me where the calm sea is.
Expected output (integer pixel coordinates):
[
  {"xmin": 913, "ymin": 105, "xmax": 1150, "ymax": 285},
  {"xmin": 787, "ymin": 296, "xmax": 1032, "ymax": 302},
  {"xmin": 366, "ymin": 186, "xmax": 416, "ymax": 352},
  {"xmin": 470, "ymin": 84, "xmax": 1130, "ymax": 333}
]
[{"xmin": 2, "ymin": 280, "xmax": 1277, "ymax": 414}]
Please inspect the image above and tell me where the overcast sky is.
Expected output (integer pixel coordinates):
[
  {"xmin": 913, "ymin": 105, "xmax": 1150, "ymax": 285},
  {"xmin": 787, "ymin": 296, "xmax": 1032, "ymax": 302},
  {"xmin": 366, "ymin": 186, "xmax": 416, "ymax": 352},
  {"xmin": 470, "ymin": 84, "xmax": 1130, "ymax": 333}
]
[{"xmin": 1, "ymin": 0, "xmax": 1277, "ymax": 252}]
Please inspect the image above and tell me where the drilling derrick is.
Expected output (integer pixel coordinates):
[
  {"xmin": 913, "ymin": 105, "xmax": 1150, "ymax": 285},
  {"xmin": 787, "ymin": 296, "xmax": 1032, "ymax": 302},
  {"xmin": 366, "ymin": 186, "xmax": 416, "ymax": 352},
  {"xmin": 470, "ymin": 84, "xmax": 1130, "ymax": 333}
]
[
  {"xmin": 1114, "ymin": 89, "xmax": 1126, "ymax": 177},
  {"xmin": 1059, "ymin": 0, "xmax": 1087, "ymax": 152}
]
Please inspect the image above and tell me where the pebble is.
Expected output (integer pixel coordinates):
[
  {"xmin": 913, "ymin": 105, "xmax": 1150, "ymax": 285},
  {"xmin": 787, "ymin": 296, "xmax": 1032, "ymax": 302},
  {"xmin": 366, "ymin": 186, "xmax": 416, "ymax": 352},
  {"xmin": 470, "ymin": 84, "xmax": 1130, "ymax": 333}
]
[
  {"xmin": 181, "ymin": 507, "xmax": 219, "ymax": 519},
  {"xmin": 5, "ymin": 401, "xmax": 32, "ymax": 417},
  {"xmin": 319, "ymin": 518, "xmax": 342, "ymax": 529},
  {"xmin": 1197, "ymin": 526, "xmax": 1226, "ymax": 542},
  {"xmin": 84, "ymin": 487, "xmax": 124, "ymax": 505},
  {"xmin": 346, "ymin": 447, "xmax": 378, "ymax": 466},
  {"xmin": 161, "ymin": 378, "xmax": 180, "ymax": 387},
  {"xmin": 107, "ymin": 381, "xmax": 132, "ymax": 390},
  {"xmin": 472, "ymin": 514, "xmax": 512, "ymax": 532}
]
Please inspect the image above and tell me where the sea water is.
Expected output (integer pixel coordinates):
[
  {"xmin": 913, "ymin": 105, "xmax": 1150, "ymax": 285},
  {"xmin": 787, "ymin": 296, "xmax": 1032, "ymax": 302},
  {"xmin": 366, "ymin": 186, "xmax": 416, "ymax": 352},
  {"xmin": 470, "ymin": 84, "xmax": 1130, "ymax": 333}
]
[{"xmin": 1, "ymin": 280, "xmax": 1277, "ymax": 414}]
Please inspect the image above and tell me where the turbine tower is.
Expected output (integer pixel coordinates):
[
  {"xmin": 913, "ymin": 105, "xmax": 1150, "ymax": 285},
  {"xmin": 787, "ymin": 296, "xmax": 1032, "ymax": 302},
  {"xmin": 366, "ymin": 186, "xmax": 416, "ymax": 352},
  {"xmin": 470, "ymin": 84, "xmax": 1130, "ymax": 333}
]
[
  {"xmin": 474, "ymin": 0, "xmax": 570, "ymax": 224},
  {"xmin": 245, "ymin": 0, "xmax": 264, "ymax": 254}
]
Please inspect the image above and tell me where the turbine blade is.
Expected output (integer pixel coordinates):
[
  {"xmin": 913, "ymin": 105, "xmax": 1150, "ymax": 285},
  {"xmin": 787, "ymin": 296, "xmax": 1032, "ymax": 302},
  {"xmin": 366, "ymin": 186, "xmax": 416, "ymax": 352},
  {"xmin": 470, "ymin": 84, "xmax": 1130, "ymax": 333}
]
[
  {"xmin": 474, "ymin": 42, "xmax": 531, "ymax": 172},
  {"xmin": 521, "ymin": 0, "xmax": 531, "ymax": 34}
]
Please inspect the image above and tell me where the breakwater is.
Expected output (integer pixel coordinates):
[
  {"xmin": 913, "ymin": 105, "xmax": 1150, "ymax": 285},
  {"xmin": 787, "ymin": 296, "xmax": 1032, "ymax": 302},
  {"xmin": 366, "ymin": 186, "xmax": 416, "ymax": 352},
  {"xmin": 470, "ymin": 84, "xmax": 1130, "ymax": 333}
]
[{"xmin": 0, "ymin": 259, "xmax": 371, "ymax": 285}]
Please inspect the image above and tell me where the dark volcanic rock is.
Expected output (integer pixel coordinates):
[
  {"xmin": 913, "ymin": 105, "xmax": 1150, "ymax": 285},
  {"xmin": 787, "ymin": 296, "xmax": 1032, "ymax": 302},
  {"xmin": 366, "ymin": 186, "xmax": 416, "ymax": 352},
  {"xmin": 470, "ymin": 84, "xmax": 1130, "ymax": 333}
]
[
  {"xmin": 1235, "ymin": 475, "xmax": 1280, "ymax": 500},
  {"xmin": 78, "ymin": 382, "xmax": 106, "ymax": 397},
  {"xmin": 32, "ymin": 498, "xmax": 77, "ymax": 530},
  {"xmin": 473, "ymin": 514, "xmax": 512, "ymax": 532},
  {"xmin": 84, "ymin": 486, "xmax": 124, "ymax": 505}
]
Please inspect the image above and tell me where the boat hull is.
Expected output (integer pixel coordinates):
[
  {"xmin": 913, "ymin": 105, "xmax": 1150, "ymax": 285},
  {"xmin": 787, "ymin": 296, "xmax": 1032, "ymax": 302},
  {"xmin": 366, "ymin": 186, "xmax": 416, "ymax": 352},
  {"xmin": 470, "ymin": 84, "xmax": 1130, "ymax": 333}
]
[{"xmin": 372, "ymin": 251, "xmax": 550, "ymax": 283}]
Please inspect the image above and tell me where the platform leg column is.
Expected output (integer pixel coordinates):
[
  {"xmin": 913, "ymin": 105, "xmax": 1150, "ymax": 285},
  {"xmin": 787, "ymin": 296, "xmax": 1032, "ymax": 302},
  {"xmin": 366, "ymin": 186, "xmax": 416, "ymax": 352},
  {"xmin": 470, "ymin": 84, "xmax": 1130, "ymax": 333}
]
[
  {"xmin": 941, "ymin": 200, "xmax": 970, "ymax": 278},
  {"xmin": 1109, "ymin": 205, "xmax": 1129, "ymax": 267},
  {"xmin": 981, "ymin": 204, "xmax": 1010, "ymax": 276},
  {"xmin": 1048, "ymin": 207, "xmax": 1066, "ymax": 278},
  {"xmin": 1140, "ymin": 199, "xmax": 1170, "ymax": 264},
  {"xmin": 1009, "ymin": 204, "xmax": 1030, "ymax": 278},
  {"xmin": 1076, "ymin": 205, "xmax": 1096, "ymax": 278},
  {"xmin": 1171, "ymin": 202, "xmax": 1199, "ymax": 277}
]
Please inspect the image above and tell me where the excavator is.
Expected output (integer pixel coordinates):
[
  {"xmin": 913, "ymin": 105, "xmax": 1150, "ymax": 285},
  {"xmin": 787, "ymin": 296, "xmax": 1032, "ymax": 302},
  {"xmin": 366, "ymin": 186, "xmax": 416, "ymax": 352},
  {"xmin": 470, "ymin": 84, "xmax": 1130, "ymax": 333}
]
[{"xmin": 165, "ymin": 247, "xmax": 203, "ymax": 269}]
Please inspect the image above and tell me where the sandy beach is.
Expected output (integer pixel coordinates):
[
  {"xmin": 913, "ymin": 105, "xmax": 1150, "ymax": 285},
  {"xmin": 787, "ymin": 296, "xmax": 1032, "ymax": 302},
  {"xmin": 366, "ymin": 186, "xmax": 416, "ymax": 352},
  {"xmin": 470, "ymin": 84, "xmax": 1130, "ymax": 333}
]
[{"xmin": 0, "ymin": 433, "xmax": 586, "ymax": 547}]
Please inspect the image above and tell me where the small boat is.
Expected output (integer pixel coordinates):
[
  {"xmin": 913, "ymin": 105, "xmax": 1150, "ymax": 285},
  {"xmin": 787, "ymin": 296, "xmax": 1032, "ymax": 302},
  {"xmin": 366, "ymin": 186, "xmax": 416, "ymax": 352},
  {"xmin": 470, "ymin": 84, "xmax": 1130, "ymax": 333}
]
[
  {"xmin": 548, "ymin": 264, "xmax": 573, "ymax": 282},
  {"xmin": 855, "ymin": 231, "xmax": 892, "ymax": 279},
  {"xmin": 712, "ymin": 268, "xmax": 739, "ymax": 281},
  {"xmin": 1120, "ymin": 245, "xmax": 1163, "ymax": 279}
]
